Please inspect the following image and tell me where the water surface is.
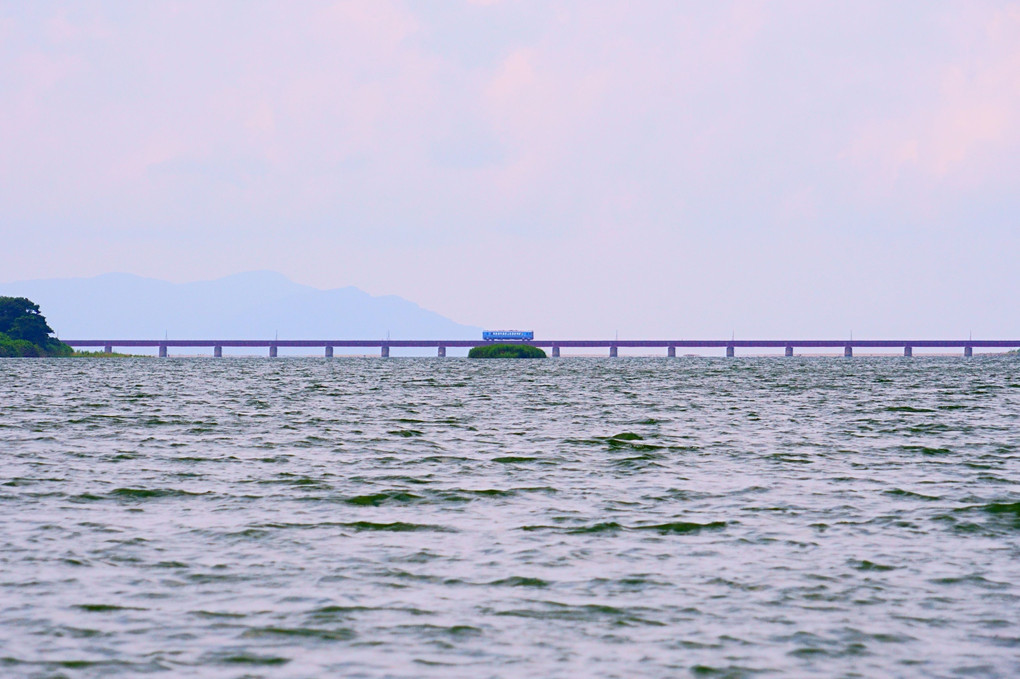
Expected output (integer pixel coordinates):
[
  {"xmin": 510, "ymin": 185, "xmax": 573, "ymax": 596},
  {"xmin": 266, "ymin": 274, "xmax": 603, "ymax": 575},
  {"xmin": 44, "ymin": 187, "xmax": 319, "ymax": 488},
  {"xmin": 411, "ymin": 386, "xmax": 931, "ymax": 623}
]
[{"xmin": 2, "ymin": 357, "xmax": 1019, "ymax": 677}]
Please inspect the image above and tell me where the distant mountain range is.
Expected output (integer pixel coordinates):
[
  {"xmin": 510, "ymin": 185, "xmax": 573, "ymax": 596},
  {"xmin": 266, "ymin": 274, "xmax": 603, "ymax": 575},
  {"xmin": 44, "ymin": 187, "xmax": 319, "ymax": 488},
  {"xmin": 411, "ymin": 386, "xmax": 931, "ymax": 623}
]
[{"xmin": 0, "ymin": 272, "xmax": 481, "ymax": 354}]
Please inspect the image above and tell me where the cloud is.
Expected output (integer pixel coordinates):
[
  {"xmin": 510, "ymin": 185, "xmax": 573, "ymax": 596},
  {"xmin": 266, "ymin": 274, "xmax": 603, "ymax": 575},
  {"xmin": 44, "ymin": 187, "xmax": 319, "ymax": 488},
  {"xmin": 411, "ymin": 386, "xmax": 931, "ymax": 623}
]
[
  {"xmin": 841, "ymin": 5, "xmax": 1020, "ymax": 191},
  {"xmin": 1, "ymin": 1, "xmax": 1018, "ymax": 337}
]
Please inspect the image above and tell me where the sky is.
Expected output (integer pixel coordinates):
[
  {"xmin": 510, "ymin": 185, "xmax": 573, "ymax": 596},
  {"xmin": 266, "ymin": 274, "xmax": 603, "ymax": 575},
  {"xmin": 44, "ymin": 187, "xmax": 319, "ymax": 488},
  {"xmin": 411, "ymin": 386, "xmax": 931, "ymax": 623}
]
[{"xmin": 1, "ymin": 0, "xmax": 1018, "ymax": 339}]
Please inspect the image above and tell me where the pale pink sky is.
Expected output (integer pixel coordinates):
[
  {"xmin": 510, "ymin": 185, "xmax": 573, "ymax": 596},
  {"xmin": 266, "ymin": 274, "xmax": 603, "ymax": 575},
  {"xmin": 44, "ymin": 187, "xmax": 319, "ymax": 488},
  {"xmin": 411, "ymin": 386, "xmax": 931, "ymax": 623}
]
[{"xmin": 1, "ymin": 1, "xmax": 1018, "ymax": 338}]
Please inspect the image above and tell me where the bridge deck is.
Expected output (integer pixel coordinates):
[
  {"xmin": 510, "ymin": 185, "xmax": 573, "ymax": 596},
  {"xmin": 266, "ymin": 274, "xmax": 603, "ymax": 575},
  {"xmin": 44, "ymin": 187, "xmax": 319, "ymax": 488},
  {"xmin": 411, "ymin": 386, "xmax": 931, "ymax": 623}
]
[{"xmin": 62, "ymin": 339, "xmax": 1020, "ymax": 349}]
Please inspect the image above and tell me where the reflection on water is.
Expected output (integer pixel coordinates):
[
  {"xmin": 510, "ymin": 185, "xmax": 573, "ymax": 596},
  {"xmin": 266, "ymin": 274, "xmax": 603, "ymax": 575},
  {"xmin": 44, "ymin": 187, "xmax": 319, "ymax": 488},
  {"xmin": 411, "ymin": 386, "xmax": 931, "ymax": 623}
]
[{"xmin": 2, "ymin": 357, "xmax": 1019, "ymax": 677}]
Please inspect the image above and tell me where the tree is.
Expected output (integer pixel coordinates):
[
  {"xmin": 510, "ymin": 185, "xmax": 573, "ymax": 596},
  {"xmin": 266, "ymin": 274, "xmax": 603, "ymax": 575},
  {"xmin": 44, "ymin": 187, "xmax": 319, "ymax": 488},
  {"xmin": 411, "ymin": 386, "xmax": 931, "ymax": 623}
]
[{"xmin": 0, "ymin": 296, "xmax": 58, "ymax": 346}]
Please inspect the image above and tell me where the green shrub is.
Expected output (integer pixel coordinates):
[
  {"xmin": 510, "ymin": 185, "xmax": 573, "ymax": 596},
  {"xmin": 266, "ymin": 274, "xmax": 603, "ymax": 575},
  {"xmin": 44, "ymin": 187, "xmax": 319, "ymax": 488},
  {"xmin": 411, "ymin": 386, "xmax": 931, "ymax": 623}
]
[
  {"xmin": 0, "ymin": 335, "xmax": 40, "ymax": 357},
  {"xmin": 469, "ymin": 343, "xmax": 546, "ymax": 359}
]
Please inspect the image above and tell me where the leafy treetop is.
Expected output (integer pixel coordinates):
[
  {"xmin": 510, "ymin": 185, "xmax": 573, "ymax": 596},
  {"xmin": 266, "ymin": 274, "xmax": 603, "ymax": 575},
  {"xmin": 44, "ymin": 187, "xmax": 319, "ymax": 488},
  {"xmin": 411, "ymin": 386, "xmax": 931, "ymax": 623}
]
[{"xmin": 0, "ymin": 297, "xmax": 58, "ymax": 346}]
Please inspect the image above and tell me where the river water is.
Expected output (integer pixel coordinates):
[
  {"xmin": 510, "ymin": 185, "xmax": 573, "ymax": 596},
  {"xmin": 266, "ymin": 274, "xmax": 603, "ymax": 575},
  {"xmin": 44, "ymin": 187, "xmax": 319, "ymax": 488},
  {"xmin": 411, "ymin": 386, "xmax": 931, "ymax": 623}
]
[{"xmin": 2, "ymin": 357, "xmax": 1019, "ymax": 678}]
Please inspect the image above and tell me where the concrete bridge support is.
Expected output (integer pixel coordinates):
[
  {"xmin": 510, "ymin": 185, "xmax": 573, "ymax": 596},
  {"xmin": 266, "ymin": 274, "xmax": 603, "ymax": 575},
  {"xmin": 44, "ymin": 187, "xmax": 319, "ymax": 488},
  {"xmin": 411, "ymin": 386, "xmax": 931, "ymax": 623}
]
[
  {"xmin": 381, "ymin": 345, "xmax": 390, "ymax": 358},
  {"xmin": 785, "ymin": 346, "xmax": 794, "ymax": 357},
  {"xmin": 667, "ymin": 345, "xmax": 676, "ymax": 357},
  {"xmin": 269, "ymin": 344, "xmax": 278, "ymax": 358},
  {"xmin": 726, "ymin": 345, "xmax": 735, "ymax": 358},
  {"xmin": 552, "ymin": 345, "xmax": 560, "ymax": 357},
  {"xmin": 324, "ymin": 345, "xmax": 333, "ymax": 358},
  {"xmin": 159, "ymin": 344, "xmax": 167, "ymax": 358},
  {"xmin": 844, "ymin": 345, "xmax": 853, "ymax": 357},
  {"xmin": 964, "ymin": 346, "xmax": 973, "ymax": 357},
  {"xmin": 904, "ymin": 346, "xmax": 912, "ymax": 357},
  {"xmin": 438, "ymin": 345, "xmax": 446, "ymax": 358},
  {"xmin": 609, "ymin": 345, "xmax": 618, "ymax": 358},
  {"xmin": 104, "ymin": 343, "xmax": 112, "ymax": 354},
  {"xmin": 214, "ymin": 345, "xmax": 222, "ymax": 358}
]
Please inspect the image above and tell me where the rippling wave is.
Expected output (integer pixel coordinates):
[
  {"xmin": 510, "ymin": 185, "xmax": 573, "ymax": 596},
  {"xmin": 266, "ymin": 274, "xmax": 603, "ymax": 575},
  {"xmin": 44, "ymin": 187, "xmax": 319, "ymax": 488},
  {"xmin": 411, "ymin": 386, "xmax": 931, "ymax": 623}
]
[{"xmin": 2, "ymin": 356, "xmax": 1019, "ymax": 677}]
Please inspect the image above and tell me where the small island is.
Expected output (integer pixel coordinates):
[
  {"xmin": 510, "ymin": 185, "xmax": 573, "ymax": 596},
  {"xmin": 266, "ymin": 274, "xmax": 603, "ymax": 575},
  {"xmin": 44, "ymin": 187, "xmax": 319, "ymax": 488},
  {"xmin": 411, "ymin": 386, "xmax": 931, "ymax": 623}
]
[
  {"xmin": 468, "ymin": 343, "xmax": 547, "ymax": 359},
  {"xmin": 0, "ymin": 297, "xmax": 73, "ymax": 357}
]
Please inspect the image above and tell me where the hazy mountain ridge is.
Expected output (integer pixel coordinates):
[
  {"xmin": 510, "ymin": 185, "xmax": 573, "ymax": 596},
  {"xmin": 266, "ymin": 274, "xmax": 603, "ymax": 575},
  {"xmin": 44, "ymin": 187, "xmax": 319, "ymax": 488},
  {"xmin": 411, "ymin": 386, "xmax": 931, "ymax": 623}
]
[{"xmin": 0, "ymin": 271, "xmax": 481, "ymax": 342}]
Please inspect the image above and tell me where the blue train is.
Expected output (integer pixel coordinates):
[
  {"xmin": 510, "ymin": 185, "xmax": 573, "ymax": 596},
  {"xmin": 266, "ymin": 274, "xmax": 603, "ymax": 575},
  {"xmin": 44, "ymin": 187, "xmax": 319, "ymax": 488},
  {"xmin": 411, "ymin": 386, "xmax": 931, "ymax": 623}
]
[{"xmin": 482, "ymin": 330, "xmax": 534, "ymax": 341}]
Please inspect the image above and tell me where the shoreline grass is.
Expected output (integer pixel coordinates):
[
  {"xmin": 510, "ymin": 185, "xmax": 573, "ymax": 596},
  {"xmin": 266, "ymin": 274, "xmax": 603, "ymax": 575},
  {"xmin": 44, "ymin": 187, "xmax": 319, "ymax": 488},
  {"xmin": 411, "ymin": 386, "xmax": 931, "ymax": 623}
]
[{"xmin": 69, "ymin": 350, "xmax": 145, "ymax": 358}]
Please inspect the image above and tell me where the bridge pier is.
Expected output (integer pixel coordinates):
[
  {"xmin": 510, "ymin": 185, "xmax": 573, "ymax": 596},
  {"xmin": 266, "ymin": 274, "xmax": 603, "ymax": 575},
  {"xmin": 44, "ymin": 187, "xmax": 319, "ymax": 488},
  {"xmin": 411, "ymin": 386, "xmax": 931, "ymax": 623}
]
[
  {"xmin": 269, "ymin": 344, "xmax": 278, "ymax": 358},
  {"xmin": 964, "ymin": 346, "xmax": 973, "ymax": 357},
  {"xmin": 325, "ymin": 345, "xmax": 333, "ymax": 358},
  {"xmin": 552, "ymin": 345, "xmax": 560, "ymax": 358},
  {"xmin": 609, "ymin": 345, "xmax": 618, "ymax": 358},
  {"xmin": 667, "ymin": 345, "xmax": 676, "ymax": 358},
  {"xmin": 381, "ymin": 345, "xmax": 390, "ymax": 358},
  {"xmin": 159, "ymin": 344, "xmax": 167, "ymax": 358},
  {"xmin": 214, "ymin": 345, "xmax": 222, "ymax": 358},
  {"xmin": 844, "ymin": 345, "xmax": 853, "ymax": 357},
  {"xmin": 904, "ymin": 346, "xmax": 912, "ymax": 357},
  {"xmin": 438, "ymin": 345, "xmax": 446, "ymax": 358},
  {"xmin": 785, "ymin": 346, "xmax": 794, "ymax": 357},
  {"xmin": 103, "ymin": 343, "xmax": 112, "ymax": 354},
  {"xmin": 726, "ymin": 345, "xmax": 734, "ymax": 358}
]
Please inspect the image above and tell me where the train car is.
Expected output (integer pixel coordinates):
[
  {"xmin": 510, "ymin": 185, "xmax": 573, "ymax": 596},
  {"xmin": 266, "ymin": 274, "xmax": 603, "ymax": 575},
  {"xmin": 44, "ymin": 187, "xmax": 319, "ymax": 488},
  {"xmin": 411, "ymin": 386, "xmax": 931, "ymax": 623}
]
[{"xmin": 482, "ymin": 330, "xmax": 534, "ymax": 341}]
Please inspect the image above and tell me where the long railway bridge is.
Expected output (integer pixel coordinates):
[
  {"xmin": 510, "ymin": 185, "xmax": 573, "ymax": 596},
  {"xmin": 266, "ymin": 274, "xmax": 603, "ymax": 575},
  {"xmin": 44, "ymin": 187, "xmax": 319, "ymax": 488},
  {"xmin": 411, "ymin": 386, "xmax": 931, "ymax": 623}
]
[{"xmin": 61, "ymin": 339, "xmax": 1020, "ymax": 358}]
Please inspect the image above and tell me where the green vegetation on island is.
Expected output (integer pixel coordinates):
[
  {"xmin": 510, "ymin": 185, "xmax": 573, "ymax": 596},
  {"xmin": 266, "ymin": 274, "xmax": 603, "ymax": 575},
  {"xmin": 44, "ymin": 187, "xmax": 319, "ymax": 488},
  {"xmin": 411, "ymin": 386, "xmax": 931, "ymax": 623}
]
[
  {"xmin": 0, "ymin": 297, "xmax": 73, "ymax": 357},
  {"xmin": 69, "ymin": 349, "xmax": 138, "ymax": 358},
  {"xmin": 468, "ymin": 343, "xmax": 546, "ymax": 359}
]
